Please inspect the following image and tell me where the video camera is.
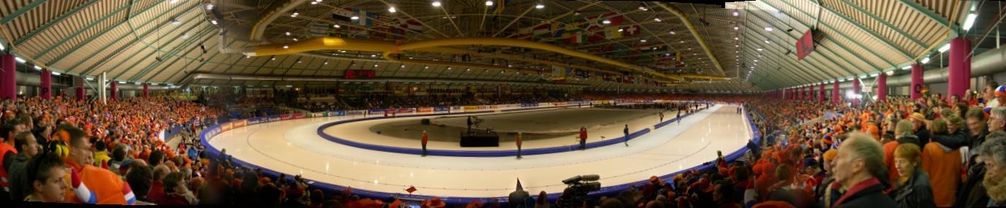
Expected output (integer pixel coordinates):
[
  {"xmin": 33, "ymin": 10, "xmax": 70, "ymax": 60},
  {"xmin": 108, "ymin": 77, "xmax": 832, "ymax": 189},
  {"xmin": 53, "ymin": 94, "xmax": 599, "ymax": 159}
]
[{"xmin": 557, "ymin": 175, "xmax": 601, "ymax": 207}]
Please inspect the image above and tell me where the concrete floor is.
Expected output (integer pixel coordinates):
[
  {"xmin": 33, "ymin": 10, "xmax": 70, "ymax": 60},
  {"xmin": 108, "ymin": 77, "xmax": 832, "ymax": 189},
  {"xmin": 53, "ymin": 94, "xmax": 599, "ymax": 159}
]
[{"xmin": 209, "ymin": 104, "xmax": 750, "ymax": 198}]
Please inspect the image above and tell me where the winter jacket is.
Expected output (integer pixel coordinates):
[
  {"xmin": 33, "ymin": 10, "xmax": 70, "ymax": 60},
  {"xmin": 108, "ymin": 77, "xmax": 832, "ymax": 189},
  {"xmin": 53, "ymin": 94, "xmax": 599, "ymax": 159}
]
[{"xmin": 891, "ymin": 167, "xmax": 936, "ymax": 208}]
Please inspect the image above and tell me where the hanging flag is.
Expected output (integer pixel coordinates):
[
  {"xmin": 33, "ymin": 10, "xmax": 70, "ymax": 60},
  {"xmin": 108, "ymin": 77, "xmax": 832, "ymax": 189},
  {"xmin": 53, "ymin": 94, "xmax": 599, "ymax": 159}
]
[
  {"xmin": 604, "ymin": 26, "xmax": 622, "ymax": 40},
  {"xmin": 532, "ymin": 24, "xmax": 550, "ymax": 37},
  {"xmin": 623, "ymin": 25, "xmax": 641, "ymax": 36},
  {"xmin": 566, "ymin": 31, "xmax": 586, "ymax": 44},
  {"xmin": 551, "ymin": 23, "xmax": 565, "ymax": 38},
  {"xmin": 353, "ymin": 9, "xmax": 372, "ymax": 26},
  {"xmin": 588, "ymin": 30, "xmax": 605, "ymax": 42}
]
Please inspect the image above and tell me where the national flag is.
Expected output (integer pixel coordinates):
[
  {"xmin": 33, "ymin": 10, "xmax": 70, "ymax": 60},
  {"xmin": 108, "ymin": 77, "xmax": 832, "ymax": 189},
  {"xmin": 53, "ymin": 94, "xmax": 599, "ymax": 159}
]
[
  {"xmin": 604, "ymin": 26, "xmax": 622, "ymax": 40},
  {"xmin": 532, "ymin": 24, "xmax": 550, "ymax": 37},
  {"xmin": 353, "ymin": 9, "xmax": 372, "ymax": 26},
  {"xmin": 566, "ymin": 31, "xmax": 586, "ymax": 44},
  {"xmin": 588, "ymin": 30, "xmax": 605, "ymax": 42},
  {"xmin": 551, "ymin": 23, "xmax": 565, "ymax": 38},
  {"xmin": 623, "ymin": 25, "xmax": 641, "ymax": 36},
  {"xmin": 567, "ymin": 21, "xmax": 583, "ymax": 34}
]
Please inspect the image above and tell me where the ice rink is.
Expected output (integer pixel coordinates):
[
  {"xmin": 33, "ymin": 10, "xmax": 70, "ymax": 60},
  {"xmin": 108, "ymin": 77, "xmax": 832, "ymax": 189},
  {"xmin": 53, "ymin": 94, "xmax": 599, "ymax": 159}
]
[{"xmin": 208, "ymin": 104, "xmax": 751, "ymax": 198}]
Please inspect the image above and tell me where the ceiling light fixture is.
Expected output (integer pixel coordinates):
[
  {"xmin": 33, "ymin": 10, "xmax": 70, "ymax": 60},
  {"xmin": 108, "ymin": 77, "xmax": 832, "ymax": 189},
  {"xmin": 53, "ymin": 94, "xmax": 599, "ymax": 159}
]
[
  {"xmin": 351, "ymin": 16, "xmax": 359, "ymax": 20},
  {"xmin": 640, "ymin": 39, "xmax": 647, "ymax": 43},
  {"xmin": 654, "ymin": 18, "xmax": 661, "ymax": 22},
  {"xmin": 485, "ymin": 0, "xmax": 493, "ymax": 6},
  {"xmin": 432, "ymin": 1, "xmax": 441, "ymax": 7},
  {"xmin": 535, "ymin": 3, "xmax": 544, "ymax": 9},
  {"xmin": 210, "ymin": 20, "xmax": 217, "ymax": 25},
  {"xmin": 764, "ymin": 27, "xmax": 773, "ymax": 31},
  {"xmin": 285, "ymin": 31, "xmax": 291, "ymax": 36},
  {"xmin": 732, "ymin": 11, "xmax": 739, "ymax": 16},
  {"xmin": 291, "ymin": 11, "xmax": 299, "ymax": 17},
  {"xmin": 388, "ymin": 6, "xmax": 397, "ymax": 13},
  {"xmin": 733, "ymin": 26, "xmax": 739, "ymax": 30},
  {"xmin": 938, "ymin": 43, "xmax": 951, "ymax": 53},
  {"xmin": 963, "ymin": 13, "xmax": 978, "ymax": 31},
  {"xmin": 324, "ymin": 61, "xmax": 329, "ymax": 65},
  {"xmin": 333, "ymin": 24, "xmax": 341, "ymax": 28},
  {"xmin": 206, "ymin": 4, "xmax": 214, "ymax": 10},
  {"xmin": 669, "ymin": 31, "xmax": 676, "ymax": 35},
  {"xmin": 602, "ymin": 19, "xmax": 611, "ymax": 25}
]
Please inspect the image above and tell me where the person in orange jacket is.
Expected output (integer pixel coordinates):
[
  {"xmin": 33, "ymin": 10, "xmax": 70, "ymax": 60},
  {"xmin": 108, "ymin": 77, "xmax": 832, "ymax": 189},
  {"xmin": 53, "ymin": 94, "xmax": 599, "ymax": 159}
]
[{"xmin": 59, "ymin": 125, "xmax": 136, "ymax": 205}]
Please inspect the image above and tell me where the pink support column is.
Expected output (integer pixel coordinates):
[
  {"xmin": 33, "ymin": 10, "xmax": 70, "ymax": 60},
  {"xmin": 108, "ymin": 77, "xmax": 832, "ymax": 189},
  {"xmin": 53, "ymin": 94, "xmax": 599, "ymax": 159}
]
[
  {"xmin": 142, "ymin": 83, "xmax": 149, "ymax": 97},
  {"xmin": 948, "ymin": 37, "xmax": 972, "ymax": 102},
  {"xmin": 911, "ymin": 64, "xmax": 924, "ymax": 100},
  {"xmin": 877, "ymin": 73, "xmax": 887, "ymax": 102},
  {"xmin": 806, "ymin": 85, "xmax": 811, "ymax": 101},
  {"xmin": 75, "ymin": 77, "xmax": 85, "ymax": 101},
  {"xmin": 832, "ymin": 81, "xmax": 841, "ymax": 105},
  {"xmin": 818, "ymin": 83, "xmax": 825, "ymax": 103},
  {"xmin": 40, "ymin": 68, "xmax": 51, "ymax": 100},
  {"xmin": 0, "ymin": 54, "xmax": 15, "ymax": 100},
  {"xmin": 110, "ymin": 81, "xmax": 117, "ymax": 100},
  {"xmin": 853, "ymin": 79, "xmax": 862, "ymax": 105}
]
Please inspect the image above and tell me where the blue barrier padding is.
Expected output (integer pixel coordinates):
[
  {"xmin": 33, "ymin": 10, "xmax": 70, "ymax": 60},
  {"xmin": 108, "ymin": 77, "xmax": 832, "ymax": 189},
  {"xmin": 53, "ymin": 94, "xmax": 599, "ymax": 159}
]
[{"xmin": 199, "ymin": 104, "xmax": 762, "ymax": 206}]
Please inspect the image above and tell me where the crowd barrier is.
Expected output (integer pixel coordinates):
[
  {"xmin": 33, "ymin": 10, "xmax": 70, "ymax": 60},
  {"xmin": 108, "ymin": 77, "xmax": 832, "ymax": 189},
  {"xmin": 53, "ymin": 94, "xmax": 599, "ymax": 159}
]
[{"xmin": 199, "ymin": 101, "xmax": 757, "ymax": 206}]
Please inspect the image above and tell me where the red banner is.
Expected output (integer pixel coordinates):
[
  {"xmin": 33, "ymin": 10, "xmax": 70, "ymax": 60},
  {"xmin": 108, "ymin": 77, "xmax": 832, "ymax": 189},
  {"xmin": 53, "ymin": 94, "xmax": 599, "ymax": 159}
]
[
  {"xmin": 344, "ymin": 70, "xmax": 376, "ymax": 79},
  {"xmin": 796, "ymin": 30, "xmax": 815, "ymax": 60}
]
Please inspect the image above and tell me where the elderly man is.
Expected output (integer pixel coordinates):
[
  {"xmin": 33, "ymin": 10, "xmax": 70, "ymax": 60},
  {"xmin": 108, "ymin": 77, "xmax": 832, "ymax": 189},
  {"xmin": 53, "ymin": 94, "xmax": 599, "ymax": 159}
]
[
  {"xmin": 976, "ymin": 133, "xmax": 1006, "ymax": 207},
  {"xmin": 958, "ymin": 110, "xmax": 995, "ymax": 207},
  {"xmin": 827, "ymin": 132, "xmax": 897, "ymax": 208},
  {"xmin": 989, "ymin": 107, "xmax": 1006, "ymax": 133}
]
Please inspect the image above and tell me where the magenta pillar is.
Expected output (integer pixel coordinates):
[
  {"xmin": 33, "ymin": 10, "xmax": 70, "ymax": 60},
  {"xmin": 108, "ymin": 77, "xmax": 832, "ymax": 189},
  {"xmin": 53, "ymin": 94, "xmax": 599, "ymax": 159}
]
[
  {"xmin": 40, "ymin": 68, "xmax": 51, "ymax": 100},
  {"xmin": 110, "ymin": 81, "xmax": 117, "ymax": 100},
  {"xmin": 948, "ymin": 37, "xmax": 972, "ymax": 102},
  {"xmin": 832, "ymin": 81, "xmax": 841, "ymax": 105},
  {"xmin": 75, "ymin": 77, "xmax": 85, "ymax": 101},
  {"xmin": 142, "ymin": 83, "xmax": 149, "ymax": 97},
  {"xmin": 807, "ymin": 85, "xmax": 812, "ymax": 100},
  {"xmin": 853, "ymin": 78, "xmax": 862, "ymax": 105},
  {"xmin": 0, "ymin": 54, "xmax": 15, "ymax": 100},
  {"xmin": 819, "ymin": 84, "xmax": 825, "ymax": 103},
  {"xmin": 911, "ymin": 64, "xmax": 924, "ymax": 100},
  {"xmin": 877, "ymin": 73, "xmax": 887, "ymax": 102}
]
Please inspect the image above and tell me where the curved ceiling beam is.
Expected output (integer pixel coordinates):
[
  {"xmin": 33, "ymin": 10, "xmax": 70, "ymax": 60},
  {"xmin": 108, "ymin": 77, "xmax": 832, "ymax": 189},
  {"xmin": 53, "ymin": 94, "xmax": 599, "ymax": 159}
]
[
  {"xmin": 653, "ymin": 2, "xmax": 726, "ymax": 77},
  {"xmin": 383, "ymin": 38, "xmax": 722, "ymax": 82},
  {"xmin": 249, "ymin": 0, "xmax": 307, "ymax": 42}
]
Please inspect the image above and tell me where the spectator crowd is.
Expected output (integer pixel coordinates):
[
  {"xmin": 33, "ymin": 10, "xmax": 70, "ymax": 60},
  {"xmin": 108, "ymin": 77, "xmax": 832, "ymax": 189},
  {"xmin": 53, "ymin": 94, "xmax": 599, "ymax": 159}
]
[{"xmin": 2, "ymin": 85, "xmax": 1006, "ymax": 208}]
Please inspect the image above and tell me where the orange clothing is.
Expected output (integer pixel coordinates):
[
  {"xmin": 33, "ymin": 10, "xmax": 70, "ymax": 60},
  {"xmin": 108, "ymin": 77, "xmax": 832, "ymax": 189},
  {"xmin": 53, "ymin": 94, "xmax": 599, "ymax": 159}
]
[
  {"xmin": 64, "ymin": 160, "xmax": 134, "ymax": 204},
  {"xmin": 920, "ymin": 142, "xmax": 962, "ymax": 207},
  {"xmin": 881, "ymin": 141, "xmax": 900, "ymax": 182}
]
